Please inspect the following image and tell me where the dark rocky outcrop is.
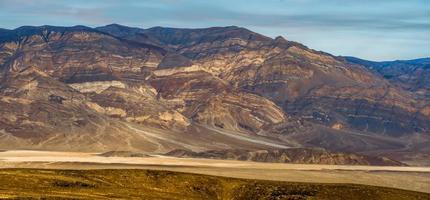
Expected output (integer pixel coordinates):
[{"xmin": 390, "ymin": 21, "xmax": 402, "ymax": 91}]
[
  {"xmin": 98, "ymin": 151, "xmax": 150, "ymax": 157},
  {"xmin": 166, "ymin": 148, "xmax": 405, "ymax": 166}
]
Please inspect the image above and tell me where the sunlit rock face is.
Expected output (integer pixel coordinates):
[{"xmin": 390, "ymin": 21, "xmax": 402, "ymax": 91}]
[
  {"xmin": 0, "ymin": 66, "xmax": 125, "ymax": 149},
  {"xmin": 0, "ymin": 24, "xmax": 428, "ymax": 160},
  {"xmin": 149, "ymin": 70, "xmax": 286, "ymax": 133}
]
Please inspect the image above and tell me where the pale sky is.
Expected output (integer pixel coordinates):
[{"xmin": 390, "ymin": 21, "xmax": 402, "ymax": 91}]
[{"xmin": 1, "ymin": 0, "xmax": 429, "ymax": 61}]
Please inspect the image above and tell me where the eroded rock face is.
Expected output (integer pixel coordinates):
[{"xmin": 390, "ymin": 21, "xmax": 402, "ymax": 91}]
[
  {"xmin": 150, "ymin": 70, "xmax": 286, "ymax": 133},
  {"xmin": 87, "ymin": 84, "xmax": 190, "ymax": 129},
  {"xmin": 0, "ymin": 66, "xmax": 117, "ymax": 145},
  {"xmin": 0, "ymin": 66, "xmax": 280, "ymax": 152},
  {"xmin": 190, "ymin": 93, "xmax": 286, "ymax": 132}
]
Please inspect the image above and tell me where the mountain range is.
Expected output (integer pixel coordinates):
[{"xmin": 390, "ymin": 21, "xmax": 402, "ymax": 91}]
[{"xmin": 0, "ymin": 24, "xmax": 429, "ymax": 165}]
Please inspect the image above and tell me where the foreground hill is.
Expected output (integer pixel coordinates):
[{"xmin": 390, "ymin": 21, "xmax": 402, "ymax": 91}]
[
  {"xmin": 1, "ymin": 169, "xmax": 428, "ymax": 199},
  {"xmin": 0, "ymin": 24, "xmax": 429, "ymax": 164}
]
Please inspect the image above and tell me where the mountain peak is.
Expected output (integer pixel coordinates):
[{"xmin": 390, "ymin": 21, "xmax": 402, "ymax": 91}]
[
  {"xmin": 0, "ymin": 25, "xmax": 104, "ymax": 43},
  {"xmin": 14, "ymin": 25, "xmax": 92, "ymax": 32},
  {"xmin": 275, "ymin": 36, "xmax": 287, "ymax": 42},
  {"xmin": 142, "ymin": 25, "xmax": 271, "ymax": 47},
  {"xmin": 100, "ymin": 23, "xmax": 142, "ymax": 30},
  {"xmin": 104, "ymin": 23, "xmax": 125, "ymax": 27}
]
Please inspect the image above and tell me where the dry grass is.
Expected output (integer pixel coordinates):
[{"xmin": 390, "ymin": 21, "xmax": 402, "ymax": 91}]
[{"xmin": 0, "ymin": 169, "xmax": 429, "ymax": 200}]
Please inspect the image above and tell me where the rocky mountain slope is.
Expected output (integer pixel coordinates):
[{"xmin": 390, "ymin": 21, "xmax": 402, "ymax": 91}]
[
  {"xmin": 98, "ymin": 24, "xmax": 430, "ymax": 158},
  {"xmin": 0, "ymin": 24, "xmax": 429, "ymax": 165},
  {"xmin": 345, "ymin": 56, "xmax": 430, "ymax": 99},
  {"xmin": 0, "ymin": 66, "xmax": 286, "ymax": 152}
]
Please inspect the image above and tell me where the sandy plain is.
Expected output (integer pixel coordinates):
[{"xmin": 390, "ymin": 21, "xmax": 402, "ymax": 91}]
[{"xmin": 0, "ymin": 150, "xmax": 429, "ymax": 194}]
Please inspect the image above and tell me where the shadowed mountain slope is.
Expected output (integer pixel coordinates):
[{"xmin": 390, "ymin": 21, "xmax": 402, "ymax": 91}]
[{"xmin": 345, "ymin": 56, "xmax": 430, "ymax": 99}]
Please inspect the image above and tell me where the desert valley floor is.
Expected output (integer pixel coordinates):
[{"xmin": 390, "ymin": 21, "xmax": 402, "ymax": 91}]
[{"xmin": 0, "ymin": 150, "xmax": 429, "ymax": 197}]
